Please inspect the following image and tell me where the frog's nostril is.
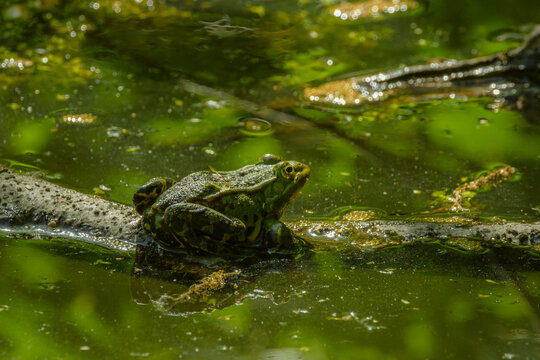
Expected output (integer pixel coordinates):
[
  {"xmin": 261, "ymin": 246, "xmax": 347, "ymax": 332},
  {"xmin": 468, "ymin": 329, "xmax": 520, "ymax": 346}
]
[{"xmin": 294, "ymin": 164, "xmax": 310, "ymax": 181}]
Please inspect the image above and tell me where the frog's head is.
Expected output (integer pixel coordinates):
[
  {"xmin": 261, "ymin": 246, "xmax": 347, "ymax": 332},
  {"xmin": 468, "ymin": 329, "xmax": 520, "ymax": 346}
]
[{"xmin": 264, "ymin": 157, "xmax": 310, "ymax": 217}]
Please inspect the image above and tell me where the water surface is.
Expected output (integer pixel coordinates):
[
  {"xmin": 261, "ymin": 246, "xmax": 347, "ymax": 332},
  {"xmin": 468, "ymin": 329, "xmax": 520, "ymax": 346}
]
[{"xmin": 1, "ymin": 0, "xmax": 539, "ymax": 358}]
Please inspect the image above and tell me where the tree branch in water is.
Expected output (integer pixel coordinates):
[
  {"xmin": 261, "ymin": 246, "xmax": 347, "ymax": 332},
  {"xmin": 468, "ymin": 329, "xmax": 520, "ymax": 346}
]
[{"xmin": 1, "ymin": 167, "xmax": 539, "ymax": 254}]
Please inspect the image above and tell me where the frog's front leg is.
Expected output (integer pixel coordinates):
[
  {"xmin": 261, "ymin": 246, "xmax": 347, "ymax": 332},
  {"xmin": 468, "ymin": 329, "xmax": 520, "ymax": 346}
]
[
  {"xmin": 261, "ymin": 218, "xmax": 295, "ymax": 253},
  {"xmin": 162, "ymin": 202, "xmax": 247, "ymax": 253}
]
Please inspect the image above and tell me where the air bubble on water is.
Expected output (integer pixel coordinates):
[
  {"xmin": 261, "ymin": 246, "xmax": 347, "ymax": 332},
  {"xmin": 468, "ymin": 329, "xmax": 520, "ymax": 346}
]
[
  {"xmin": 237, "ymin": 117, "xmax": 273, "ymax": 136},
  {"xmin": 478, "ymin": 118, "xmax": 489, "ymax": 125}
]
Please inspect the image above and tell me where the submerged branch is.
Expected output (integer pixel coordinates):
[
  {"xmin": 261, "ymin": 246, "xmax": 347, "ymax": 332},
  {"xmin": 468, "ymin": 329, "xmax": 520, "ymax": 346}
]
[
  {"xmin": 304, "ymin": 25, "xmax": 540, "ymax": 108},
  {"xmin": 433, "ymin": 165, "xmax": 518, "ymax": 212},
  {"xmin": 290, "ymin": 217, "xmax": 540, "ymax": 252},
  {"xmin": 1, "ymin": 167, "xmax": 539, "ymax": 254}
]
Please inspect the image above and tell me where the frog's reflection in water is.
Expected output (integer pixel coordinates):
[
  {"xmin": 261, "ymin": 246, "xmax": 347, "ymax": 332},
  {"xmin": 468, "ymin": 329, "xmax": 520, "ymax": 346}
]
[{"xmin": 130, "ymin": 243, "xmax": 306, "ymax": 315}]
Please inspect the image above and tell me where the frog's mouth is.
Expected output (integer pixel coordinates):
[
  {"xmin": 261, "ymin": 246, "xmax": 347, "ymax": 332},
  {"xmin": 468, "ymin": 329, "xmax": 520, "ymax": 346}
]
[{"xmin": 293, "ymin": 164, "xmax": 311, "ymax": 184}]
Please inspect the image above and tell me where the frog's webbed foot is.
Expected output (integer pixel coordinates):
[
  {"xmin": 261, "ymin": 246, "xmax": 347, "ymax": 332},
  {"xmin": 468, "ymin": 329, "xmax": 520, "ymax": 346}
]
[{"xmin": 162, "ymin": 202, "xmax": 247, "ymax": 254}]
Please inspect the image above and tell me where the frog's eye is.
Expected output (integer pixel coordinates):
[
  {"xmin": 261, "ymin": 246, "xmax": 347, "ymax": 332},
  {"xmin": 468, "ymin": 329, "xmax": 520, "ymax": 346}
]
[
  {"xmin": 260, "ymin": 154, "xmax": 281, "ymax": 165},
  {"xmin": 280, "ymin": 163, "xmax": 295, "ymax": 179}
]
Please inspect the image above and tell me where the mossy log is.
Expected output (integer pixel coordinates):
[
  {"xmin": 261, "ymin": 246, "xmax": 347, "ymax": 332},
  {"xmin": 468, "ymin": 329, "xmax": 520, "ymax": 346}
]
[
  {"xmin": 1, "ymin": 167, "xmax": 539, "ymax": 253},
  {"xmin": 0, "ymin": 167, "xmax": 150, "ymax": 251}
]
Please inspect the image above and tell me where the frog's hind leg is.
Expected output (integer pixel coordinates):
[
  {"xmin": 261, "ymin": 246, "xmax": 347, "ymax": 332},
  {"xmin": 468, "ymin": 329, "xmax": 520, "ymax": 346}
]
[
  {"xmin": 133, "ymin": 177, "xmax": 176, "ymax": 214},
  {"xmin": 162, "ymin": 202, "xmax": 247, "ymax": 255}
]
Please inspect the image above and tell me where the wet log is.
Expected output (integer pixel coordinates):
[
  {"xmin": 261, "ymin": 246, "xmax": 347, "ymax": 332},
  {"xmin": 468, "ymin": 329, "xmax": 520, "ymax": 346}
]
[{"xmin": 1, "ymin": 167, "xmax": 539, "ymax": 253}]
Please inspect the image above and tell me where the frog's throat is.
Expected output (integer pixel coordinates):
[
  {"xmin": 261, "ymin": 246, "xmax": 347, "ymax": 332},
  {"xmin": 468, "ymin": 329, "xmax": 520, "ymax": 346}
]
[
  {"xmin": 201, "ymin": 176, "xmax": 278, "ymax": 202},
  {"xmin": 268, "ymin": 172, "xmax": 309, "ymax": 215}
]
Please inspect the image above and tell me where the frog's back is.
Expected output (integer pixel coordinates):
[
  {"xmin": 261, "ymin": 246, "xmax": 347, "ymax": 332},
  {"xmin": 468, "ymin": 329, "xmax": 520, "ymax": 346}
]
[
  {"xmin": 153, "ymin": 171, "xmax": 217, "ymax": 207},
  {"xmin": 152, "ymin": 164, "xmax": 275, "ymax": 209}
]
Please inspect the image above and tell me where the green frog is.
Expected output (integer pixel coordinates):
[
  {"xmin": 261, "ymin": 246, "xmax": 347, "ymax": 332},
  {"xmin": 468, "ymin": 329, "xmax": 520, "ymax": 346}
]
[{"xmin": 132, "ymin": 154, "xmax": 310, "ymax": 257}]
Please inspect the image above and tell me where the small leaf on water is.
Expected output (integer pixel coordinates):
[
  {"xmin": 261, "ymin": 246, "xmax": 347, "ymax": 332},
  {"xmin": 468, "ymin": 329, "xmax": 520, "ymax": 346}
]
[{"xmin": 95, "ymin": 259, "xmax": 112, "ymax": 265}]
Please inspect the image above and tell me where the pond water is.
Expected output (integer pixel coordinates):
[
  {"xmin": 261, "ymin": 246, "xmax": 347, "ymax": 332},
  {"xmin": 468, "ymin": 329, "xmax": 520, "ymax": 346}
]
[{"xmin": 1, "ymin": 0, "xmax": 539, "ymax": 359}]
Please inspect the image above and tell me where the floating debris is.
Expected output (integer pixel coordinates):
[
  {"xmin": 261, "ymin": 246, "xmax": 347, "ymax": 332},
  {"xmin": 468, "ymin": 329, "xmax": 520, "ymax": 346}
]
[
  {"xmin": 62, "ymin": 113, "xmax": 96, "ymax": 125},
  {"xmin": 435, "ymin": 165, "xmax": 518, "ymax": 212},
  {"xmin": 156, "ymin": 269, "xmax": 240, "ymax": 311},
  {"xmin": 327, "ymin": 312, "xmax": 385, "ymax": 331},
  {"xmin": 304, "ymin": 78, "xmax": 361, "ymax": 106},
  {"xmin": 188, "ymin": 270, "xmax": 229, "ymax": 297},
  {"xmin": 92, "ymin": 185, "xmax": 112, "ymax": 196},
  {"xmin": 329, "ymin": 0, "xmax": 420, "ymax": 21},
  {"xmin": 342, "ymin": 210, "xmax": 378, "ymax": 221},
  {"xmin": 200, "ymin": 16, "xmax": 255, "ymax": 38},
  {"xmin": 202, "ymin": 146, "xmax": 217, "ymax": 156},
  {"xmin": 106, "ymin": 126, "xmax": 128, "ymax": 138},
  {"xmin": 1, "ymin": 57, "xmax": 33, "ymax": 70}
]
